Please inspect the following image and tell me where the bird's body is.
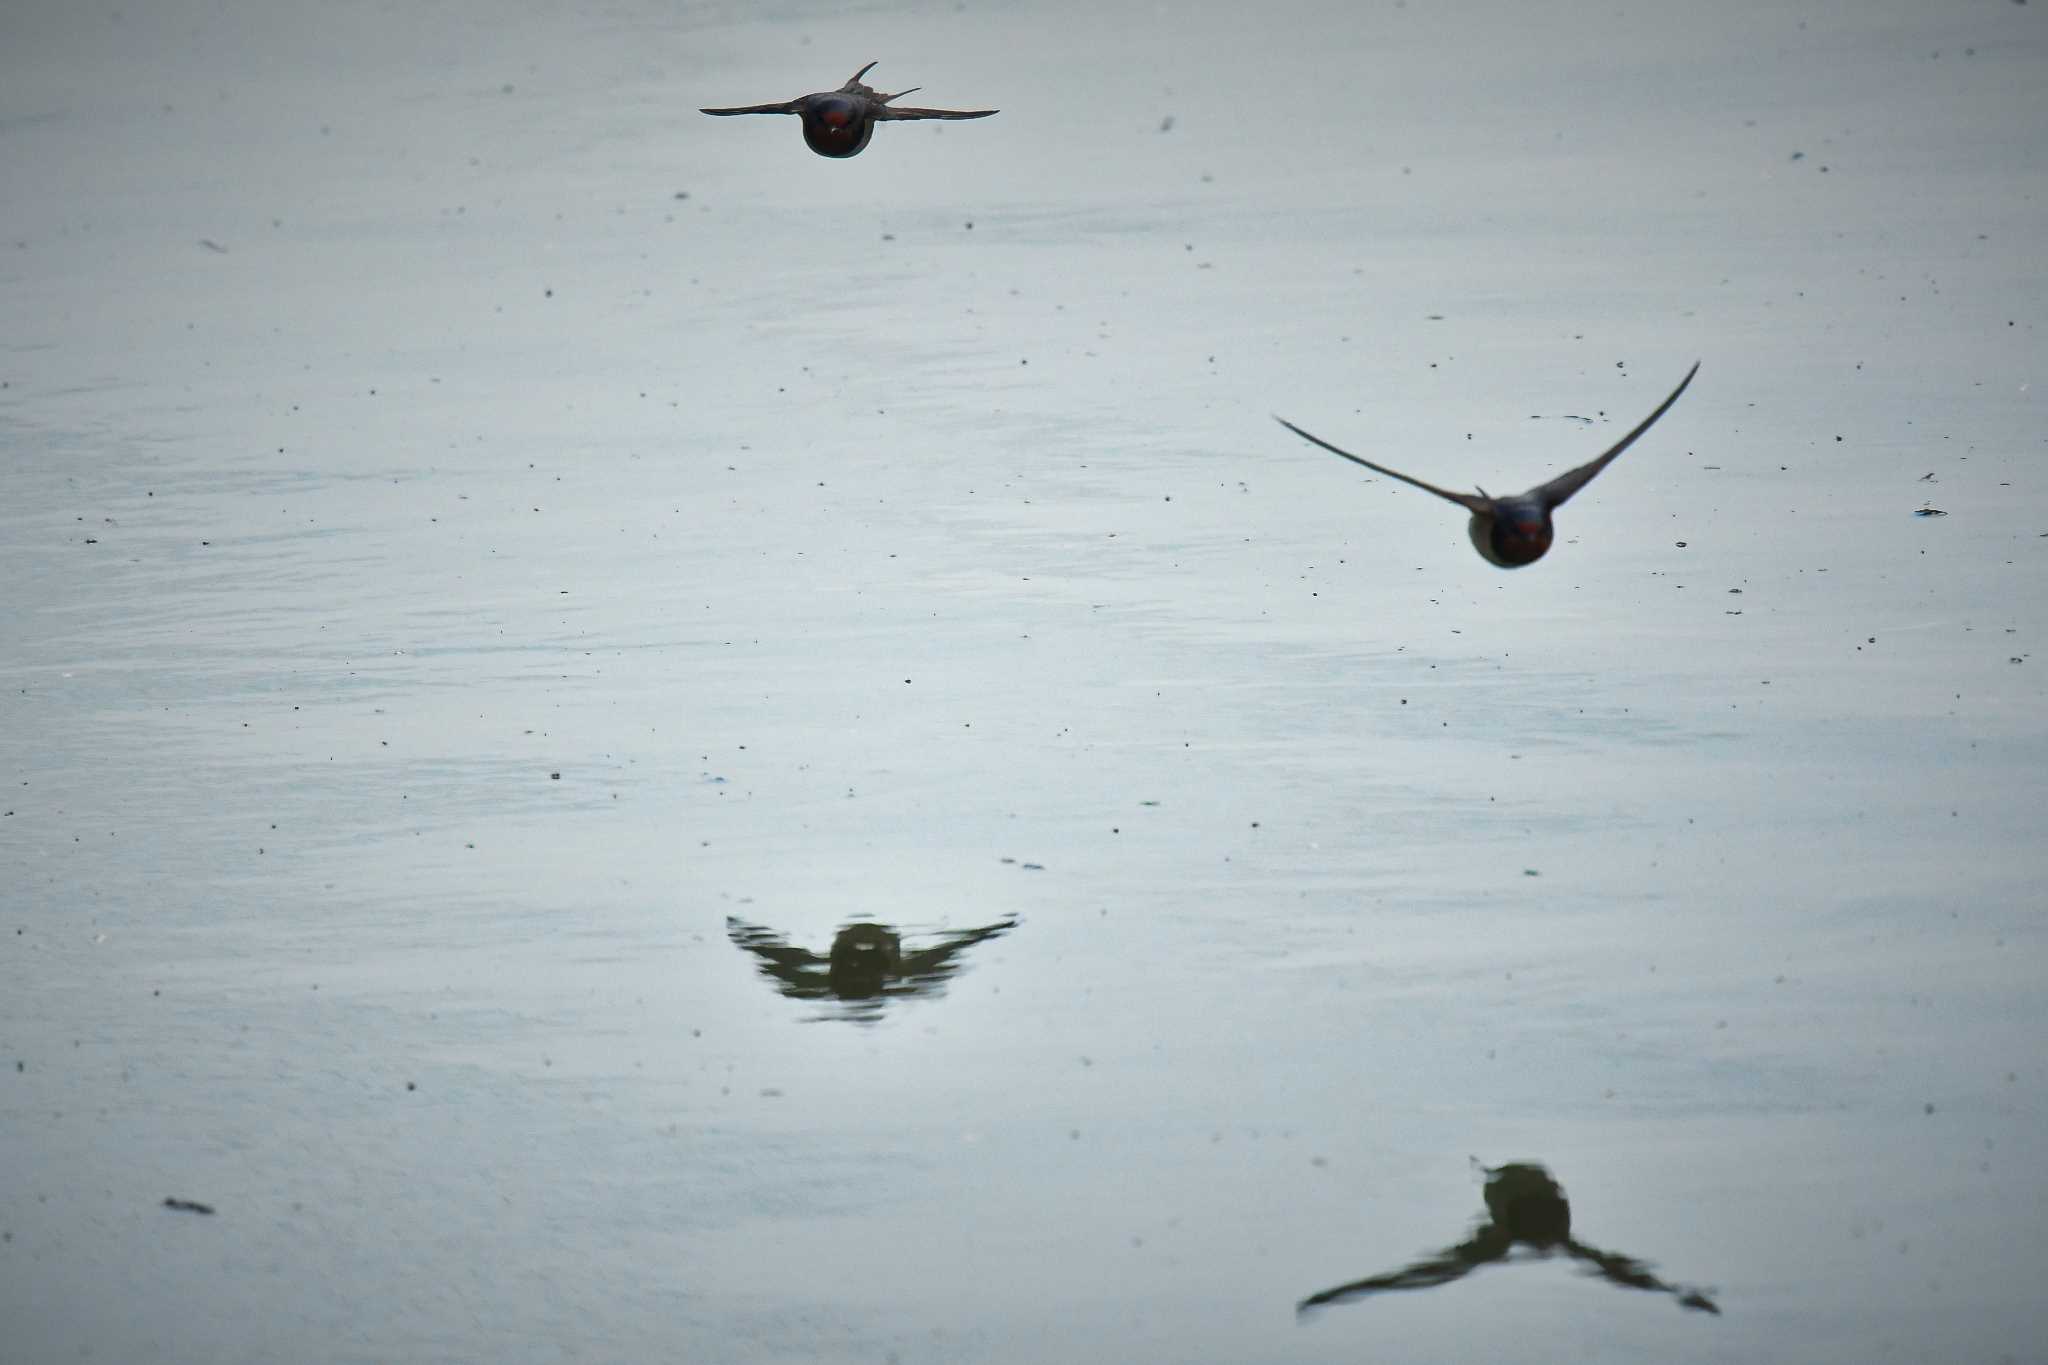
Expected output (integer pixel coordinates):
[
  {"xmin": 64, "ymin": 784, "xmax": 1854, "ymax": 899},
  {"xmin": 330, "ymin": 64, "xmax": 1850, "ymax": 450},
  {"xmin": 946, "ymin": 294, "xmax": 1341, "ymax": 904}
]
[
  {"xmin": 701, "ymin": 62, "xmax": 997, "ymax": 158},
  {"xmin": 1276, "ymin": 361, "xmax": 1700, "ymax": 567}
]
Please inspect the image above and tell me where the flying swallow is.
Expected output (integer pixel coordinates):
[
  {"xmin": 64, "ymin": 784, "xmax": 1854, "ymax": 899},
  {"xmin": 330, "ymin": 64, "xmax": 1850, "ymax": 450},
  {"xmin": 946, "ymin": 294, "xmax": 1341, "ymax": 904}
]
[
  {"xmin": 1275, "ymin": 361, "xmax": 1700, "ymax": 567},
  {"xmin": 700, "ymin": 62, "xmax": 997, "ymax": 158}
]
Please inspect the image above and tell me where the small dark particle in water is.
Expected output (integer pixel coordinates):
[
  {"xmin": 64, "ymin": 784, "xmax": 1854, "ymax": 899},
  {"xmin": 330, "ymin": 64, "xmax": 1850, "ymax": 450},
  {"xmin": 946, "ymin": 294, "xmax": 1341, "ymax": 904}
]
[
  {"xmin": 549, "ymin": 772, "xmax": 560, "ymax": 780},
  {"xmin": 1790, "ymin": 151, "xmax": 1805, "ymax": 160},
  {"xmin": 1020, "ymin": 862, "xmax": 1044, "ymax": 871},
  {"xmin": 1923, "ymin": 1102, "xmax": 1936, "ymax": 1115},
  {"xmin": 2011, "ymin": 657, "xmax": 2026, "ymax": 664},
  {"xmin": 673, "ymin": 190, "xmax": 690, "ymax": 200},
  {"xmin": 1675, "ymin": 541, "xmax": 1688, "ymax": 548},
  {"xmin": 1159, "ymin": 115, "xmax": 1174, "ymax": 132},
  {"xmin": 163, "ymin": 1197, "xmax": 215, "ymax": 1215},
  {"xmin": 1919, "ymin": 472, "xmax": 1936, "ymax": 482},
  {"xmin": 1914, "ymin": 507, "xmax": 1947, "ymax": 517},
  {"xmin": 199, "ymin": 239, "xmax": 227, "ymax": 253},
  {"xmin": 406, "ymin": 1081, "xmax": 416, "ymax": 1091},
  {"xmin": 1523, "ymin": 869, "xmax": 1540, "ymax": 877}
]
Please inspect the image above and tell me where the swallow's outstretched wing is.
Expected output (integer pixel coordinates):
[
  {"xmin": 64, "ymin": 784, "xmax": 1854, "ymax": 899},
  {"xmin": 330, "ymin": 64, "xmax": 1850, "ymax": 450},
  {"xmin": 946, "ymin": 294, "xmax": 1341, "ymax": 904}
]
[
  {"xmin": 862, "ymin": 64, "xmax": 995, "ymax": 118},
  {"xmin": 896, "ymin": 918, "xmax": 1018, "ymax": 984},
  {"xmin": 1529, "ymin": 361, "xmax": 1699, "ymax": 509},
  {"xmin": 1297, "ymin": 1229, "xmax": 1510, "ymax": 1314},
  {"xmin": 700, "ymin": 100, "xmax": 802, "ymax": 116},
  {"xmin": 1273, "ymin": 417, "xmax": 1488, "ymax": 512},
  {"xmin": 727, "ymin": 917, "xmax": 826, "ymax": 973},
  {"xmin": 1565, "ymin": 1239, "xmax": 1721, "ymax": 1313},
  {"xmin": 876, "ymin": 104, "xmax": 999, "ymax": 121}
]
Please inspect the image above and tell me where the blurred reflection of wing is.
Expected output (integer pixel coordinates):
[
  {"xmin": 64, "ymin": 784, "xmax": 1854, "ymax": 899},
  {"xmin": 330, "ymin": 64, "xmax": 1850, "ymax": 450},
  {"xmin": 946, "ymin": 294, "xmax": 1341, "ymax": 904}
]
[
  {"xmin": 895, "ymin": 918, "xmax": 1018, "ymax": 987},
  {"xmin": 726, "ymin": 917, "xmax": 833, "ymax": 999},
  {"xmin": 1297, "ymin": 1228, "xmax": 1510, "ymax": 1313},
  {"xmin": 1566, "ymin": 1239, "xmax": 1721, "ymax": 1314}
]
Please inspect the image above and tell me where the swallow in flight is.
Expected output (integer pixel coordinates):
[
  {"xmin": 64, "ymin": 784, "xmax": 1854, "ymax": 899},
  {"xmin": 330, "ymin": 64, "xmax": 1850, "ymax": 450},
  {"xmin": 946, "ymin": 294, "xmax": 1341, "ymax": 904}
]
[
  {"xmin": 701, "ymin": 62, "xmax": 997, "ymax": 158},
  {"xmin": 1275, "ymin": 361, "xmax": 1699, "ymax": 567}
]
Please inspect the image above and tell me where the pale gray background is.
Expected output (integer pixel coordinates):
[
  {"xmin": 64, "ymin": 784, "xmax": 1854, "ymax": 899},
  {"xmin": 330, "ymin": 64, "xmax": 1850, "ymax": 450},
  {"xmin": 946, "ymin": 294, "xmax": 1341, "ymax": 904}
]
[{"xmin": 2, "ymin": 0, "xmax": 2043, "ymax": 1361}]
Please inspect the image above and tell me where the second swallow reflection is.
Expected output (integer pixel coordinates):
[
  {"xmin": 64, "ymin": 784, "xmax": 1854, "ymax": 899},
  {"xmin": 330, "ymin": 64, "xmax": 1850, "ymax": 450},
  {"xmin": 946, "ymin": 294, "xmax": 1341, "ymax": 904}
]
[
  {"xmin": 1275, "ymin": 361, "xmax": 1699, "ymax": 567},
  {"xmin": 1299, "ymin": 1161, "xmax": 1720, "ymax": 1317},
  {"xmin": 726, "ymin": 916, "xmax": 1017, "ymax": 1022}
]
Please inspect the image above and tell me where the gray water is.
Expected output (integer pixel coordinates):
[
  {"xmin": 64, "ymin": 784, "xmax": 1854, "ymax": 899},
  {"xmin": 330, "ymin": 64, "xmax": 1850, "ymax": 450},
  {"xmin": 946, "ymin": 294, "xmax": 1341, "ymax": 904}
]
[{"xmin": 3, "ymin": 1, "xmax": 2044, "ymax": 1361}]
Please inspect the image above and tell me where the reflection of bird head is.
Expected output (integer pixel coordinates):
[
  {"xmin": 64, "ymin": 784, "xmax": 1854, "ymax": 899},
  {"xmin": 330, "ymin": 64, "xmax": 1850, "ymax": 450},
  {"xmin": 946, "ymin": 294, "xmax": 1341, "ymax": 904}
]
[
  {"xmin": 800, "ymin": 94, "xmax": 874, "ymax": 157},
  {"xmin": 826, "ymin": 922, "xmax": 902, "ymax": 997},
  {"xmin": 1481, "ymin": 1163, "xmax": 1572, "ymax": 1246}
]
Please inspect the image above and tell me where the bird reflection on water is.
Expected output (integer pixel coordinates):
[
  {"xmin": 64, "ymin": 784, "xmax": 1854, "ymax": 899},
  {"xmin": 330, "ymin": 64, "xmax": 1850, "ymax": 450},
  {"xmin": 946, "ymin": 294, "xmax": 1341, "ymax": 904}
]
[
  {"xmin": 725, "ymin": 916, "xmax": 1017, "ymax": 1023},
  {"xmin": 1299, "ymin": 1160, "xmax": 1720, "ymax": 1317}
]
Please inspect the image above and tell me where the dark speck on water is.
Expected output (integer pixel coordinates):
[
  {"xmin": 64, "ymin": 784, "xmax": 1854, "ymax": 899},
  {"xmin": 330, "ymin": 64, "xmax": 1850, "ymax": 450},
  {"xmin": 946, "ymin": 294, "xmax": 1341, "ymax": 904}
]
[{"xmin": 163, "ymin": 1197, "xmax": 215, "ymax": 1215}]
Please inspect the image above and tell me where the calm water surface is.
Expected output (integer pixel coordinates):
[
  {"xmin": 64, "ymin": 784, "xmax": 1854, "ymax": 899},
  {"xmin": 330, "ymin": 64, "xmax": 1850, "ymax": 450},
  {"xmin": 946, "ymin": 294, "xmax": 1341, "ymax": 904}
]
[{"xmin": 3, "ymin": 1, "xmax": 2043, "ymax": 1361}]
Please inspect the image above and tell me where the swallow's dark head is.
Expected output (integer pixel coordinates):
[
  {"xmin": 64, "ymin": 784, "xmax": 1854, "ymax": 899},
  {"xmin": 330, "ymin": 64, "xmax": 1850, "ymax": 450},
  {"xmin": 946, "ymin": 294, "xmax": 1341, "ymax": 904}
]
[
  {"xmin": 1470, "ymin": 501, "xmax": 1555, "ymax": 568},
  {"xmin": 800, "ymin": 94, "xmax": 875, "ymax": 157}
]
